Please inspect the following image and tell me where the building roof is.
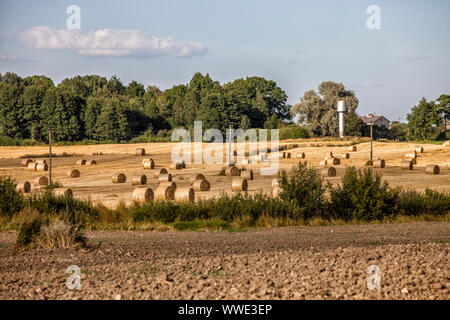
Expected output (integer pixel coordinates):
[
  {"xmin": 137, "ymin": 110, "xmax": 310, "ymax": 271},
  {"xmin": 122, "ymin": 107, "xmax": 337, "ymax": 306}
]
[{"xmin": 359, "ymin": 115, "xmax": 390, "ymax": 124}]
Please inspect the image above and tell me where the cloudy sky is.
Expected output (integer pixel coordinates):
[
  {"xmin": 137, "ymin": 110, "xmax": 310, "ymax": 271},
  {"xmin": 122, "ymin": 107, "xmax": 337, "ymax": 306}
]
[{"xmin": 0, "ymin": 0, "xmax": 449, "ymax": 121}]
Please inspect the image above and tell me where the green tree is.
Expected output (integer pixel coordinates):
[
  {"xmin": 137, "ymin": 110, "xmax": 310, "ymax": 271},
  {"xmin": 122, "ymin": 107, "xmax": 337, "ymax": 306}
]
[
  {"xmin": 126, "ymin": 80, "xmax": 145, "ymax": 98},
  {"xmin": 291, "ymin": 81, "xmax": 359, "ymax": 136},
  {"xmin": 437, "ymin": 94, "xmax": 450, "ymax": 132},
  {"xmin": 406, "ymin": 98, "xmax": 442, "ymax": 140},
  {"xmin": 345, "ymin": 111, "xmax": 368, "ymax": 137}
]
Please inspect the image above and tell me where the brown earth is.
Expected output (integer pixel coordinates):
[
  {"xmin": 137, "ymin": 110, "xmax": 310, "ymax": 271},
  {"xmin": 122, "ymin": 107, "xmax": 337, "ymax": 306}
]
[
  {"xmin": 0, "ymin": 140, "xmax": 449, "ymax": 208},
  {"xmin": 0, "ymin": 222, "xmax": 449, "ymax": 300}
]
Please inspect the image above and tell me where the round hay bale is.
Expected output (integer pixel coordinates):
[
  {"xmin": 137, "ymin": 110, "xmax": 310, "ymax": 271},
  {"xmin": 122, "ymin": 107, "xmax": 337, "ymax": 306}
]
[
  {"xmin": 142, "ymin": 159, "xmax": 155, "ymax": 169},
  {"xmin": 189, "ymin": 174, "xmax": 206, "ymax": 185},
  {"xmin": 36, "ymin": 159, "xmax": 47, "ymax": 164},
  {"xmin": 131, "ymin": 174, "xmax": 147, "ymax": 185},
  {"xmin": 320, "ymin": 167, "xmax": 336, "ymax": 177},
  {"xmin": 135, "ymin": 148, "xmax": 146, "ymax": 156},
  {"xmin": 76, "ymin": 159, "xmax": 86, "ymax": 165},
  {"xmin": 158, "ymin": 173, "xmax": 172, "ymax": 183},
  {"xmin": 192, "ymin": 179, "xmax": 211, "ymax": 191},
  {"xmin": 373, "ymin": 159, "xmax": 385, "ymax": 168},
  {"xmin": 296, "ymin": 152, "xmax": 305, "ymax": 159},
  {"xmin": 329, "ymin": 158, "xmax": 340, "ymax": 165},
  {"xmin": 34, "ymin": 176, "xmax": 48, "ymax": 186},
  {"xmin": 286, "ymin": 152, "xmax": 291, "ymax": 159},
  {"xmin": 415, "ymin": 147, "xmax": 424, "ymax": 153},
  {"xmin": 169, "ymin": 162, "xmax": 182, "ymax": 170},
  {"xmin": 86, "ymin": 160, "xmax": 97, "ymax": 165},
  {"xmin": 112, "ymin": 173, "xmax": 127, "ymax": 183},
  {"xmin": 159, "ymin": 181, "xmax": 177, "ymax": 190},
  {"xmin": 154, "ymin": 185, "xmax": 175, "ymax": 201},
  {"xmin": 181, "ymin": 160, "xmax": 186, "ymax": 169},
  {"xmin": 240, "ymin": 170, "xmax": 254, "ymax": 180},
  {"xmin": 17, "ymin": 181, "xmax": 31, "ymax": 193},
  {"xmin": 132, "ymin": 188, "xmax": 154, "ymax": 203},
  {"xmin": 341, "ymin": 153, "xmax": 350, "ymax": 159},
  {"xmin": 225, "ymin": 166, "xmax": 240, "ymax": 177},
  {"xmin": 233, "ymin": 150, "xmax": 238, "ymax": 156},
  {"xmin": 20, "ymin": 159, "xmax": 33, "ymax": 167},
  {"xmin": 401, "ymin": 160, "xmax": 413, "ymax": 170},
  {"xmin": 36, "ymin": 163, "xmax": 48, "ymax": 171},
  {"xmin": 153, "ymin": 168, "xmax": 168, "ymax": 178},
  {"xmin": 272, "ymin": 186, "xmax": 281, "ymax": 197},
  {"xmin": 405, "ymin": 152, "xmax": 417, "ymax": 159},
  {"xmin": 27, "ymin": 162, "xmax": 37, "ymax": 171},
  {"xmin": 425, "ymin": 165, "xmax": 440, "ymax": 175},
  {"xmin": 281, "ymin": 152, "xmax": 286, "ymax": 159},
  {"xmin": 174, "ymin": 187, "xmax": 195, "ymax": 203},
  {"xmin": 272, "ymin": 178, "xmax": 279, "ymax": 189},
  {"xmin": 66, "ymin": 169, "xmax": 80, "ymax": 178},
  {"xmin": 231, "ymin": 178, "xmax": 248, "ymax": 191},
  {"xmin": 54, "ymin": 188, "xmax": 73, "ymax": 197},
  {"xmin": 349, "ymin": 146, "xmax": 357, "ymax": 152}
]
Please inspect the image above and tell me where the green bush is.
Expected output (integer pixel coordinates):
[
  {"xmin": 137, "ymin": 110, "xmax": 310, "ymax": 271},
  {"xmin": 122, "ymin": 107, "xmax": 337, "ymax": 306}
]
[
  {"xmin": 0, "ymin": 176, "xmax": 24, "ymax": 217},
  {"xmin": 328, "ymin": 167, "xmax": 400, "ymax": 221},
  {"xmin": 277, "ymin": 162, "xmax": 327, "ymax": 220},
  {"xmin": 399, "ymin": 189, "xmax": 450, "ymax": 216},
  {"xmin": 15, "ymin": 208, "xmax": 44, "ymax": 249},
  {"xmin": 279, "ymin": 125, "xmax": 310, "ymax": 140}
]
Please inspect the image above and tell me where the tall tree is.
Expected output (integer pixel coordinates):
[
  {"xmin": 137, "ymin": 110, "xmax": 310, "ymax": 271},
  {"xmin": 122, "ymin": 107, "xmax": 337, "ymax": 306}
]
[{"xmin": 406, "ymin": 97, "xmax": 442, "ymax": 140}]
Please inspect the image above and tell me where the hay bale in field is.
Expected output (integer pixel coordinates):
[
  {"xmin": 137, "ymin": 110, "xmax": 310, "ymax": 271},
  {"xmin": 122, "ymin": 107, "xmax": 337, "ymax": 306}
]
[
  {"xmin": 231, "ymin": 178, "xmax": 248, "ymax": 191},
  {"xmin": 225, "ymin": 166, "xmax": 240, "ymax": 177},
  {"xmin": 27, "ymin": 162, "xmax": 37, "ymax": 171},
  {"xmin": 340, "ymin": 153, "xmax": 350, "ymax": 159},
  {"xmin": 153, "ymin": 168, "xmax": 168, "ymax": 178},
  {"xmin": 325, "ymin": 157, "xmax": 340, "ymax": 165},
  {"xmin": 296, "ymin": 152, "xmax": 305, "ymax": 159},
  {"xmin": 158, "ymin": 173, "xmax": 172, "ymax": 183},
  {"xmin": 132, "ymin": 187, "xmax": 154, "ymax": 203},
  {"xmin": 192, "ymin": 179, "xmax": 210, "ymax": 191},
  {"xmin": 349, "ymin": 146, "xmax": 357, "ymax": 152},
  {"xmin": 86, "ymin": 160, "xmax": 97, "ymax": 165},
  {"xmin": 189, "ymin": 174, "xmax": 206, "ymax": 185},
  {"xmin": 154, "ymin": 185, "xmax": 175, "ymax": 201},
  {"xmin": 319, "ymin": 160, "xmax": 326, "ymax": 166},
  {"xmin": 135, "ymin": 148, "xmax": 145, "ymax": 156},
  {"xmin": 36, "ymin": 163, "xmax": 48, "ymax": 171},
  {"xmin": 181, "ymin": 160, "xmax": 186, "ymax": 169},
  {"xmin": 112, "ymin": 173, "xmax": 126, "ymax": 183},
  {"xmin": 320, "ymin": 167, "xmax": 336, "ymax": 177},
  {"xmin": 272, "ymin": 186, "xmax": 281, "ymax": 197},
  {"xmin": 142, "ymin": 159, "xmax": 155, "ymax": 169},
  {"xmin": 131, "ymin": 174, "xmax": 147, "ymax": 185},
  {"xmin": 405, "ymin": 152, "xmax": 417, "ymax": 159},
  {"xmin": 20, "ymin": 159, "xmax": 33, "ymax": 167},
  {"xmin": 401, "ymin": 160, "xmax": 413, "ymax": 170},
  {"xmin": 17, "ymin": 181, "xmax": 31, "ymax": 193},
  {"xmin": 373, "ymin": 159, "xmax": 385, "ymax": 168},
  {"xmin": 34, "ymin": 176, "xmax": 48, "ymax": 186},
  {"xmin": 76, "ymin": 159, "xmax": 86, "ymax": 165},
  {"xmin": 415, "ymin": 147, "xmax": 424, "ymax": 153},
  {"xmin": 36, "ymin": 159, "xmax": 47, "ymax": 164},
  {"xmin": 425, "ymin": 165, "xmax": 440, "ymax": 175},
  {"xmin": 286, "ymin": 152, "xmax": 291, "ymax": 158},
  {"xmin": 66, "ymin": 169, "xmax": 80, "ymax": 178},
  {"xmin": 54, "ymin": 188, "xmax": 73, "ymax": 197},
  {"xmin": 272, "ymin": 178, "xmax": 279, "ymax": 189},
  {"xmin": 240, "ymin": 170, "xmax": 254, "ymax": 180},
  {"xmin": 159, "ymin": 181, "xmax": 177, "ymax": 190},
  {"xmin": 175, "ymin": 187, "xmax": 195, "ymax": 203},
  {"xmin": 233, "ymin": 150, "xmax": 238, "ymax": 156},
  {"xmin": 411, "ymin": 159, "xmax": 417, "ymax": 165},
  {"xmin": 169, "ymin": 162, "xmax": 182, "ymax": 170}
]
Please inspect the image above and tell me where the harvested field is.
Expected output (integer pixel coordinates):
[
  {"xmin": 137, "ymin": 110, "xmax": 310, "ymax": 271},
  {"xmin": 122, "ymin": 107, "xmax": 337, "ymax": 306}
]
[
  {"xmin": 0, "ymin": 222, "xmax": 448, "ymax": 299},
  {"xmin": 0, "ymin": 141, "xmax": 449, "ymax": 207}
]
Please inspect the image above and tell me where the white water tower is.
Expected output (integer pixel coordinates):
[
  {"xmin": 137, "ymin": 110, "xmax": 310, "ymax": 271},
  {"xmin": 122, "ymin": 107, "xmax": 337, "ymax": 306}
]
[{"xmin": 337, "ymin": 100, "xmax": 347, "ymax": 139}]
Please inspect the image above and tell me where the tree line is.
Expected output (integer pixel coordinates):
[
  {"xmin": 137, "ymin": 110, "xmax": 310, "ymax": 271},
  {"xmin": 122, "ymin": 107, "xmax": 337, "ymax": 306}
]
[{"xmin": 0, "ymin": 72, "xmax": 448, "ymax": 143}]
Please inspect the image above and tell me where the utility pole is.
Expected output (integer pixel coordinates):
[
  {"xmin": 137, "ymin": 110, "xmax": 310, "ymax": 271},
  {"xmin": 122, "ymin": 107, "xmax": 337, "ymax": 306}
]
[
  {"xmin": 370, "ymin": 122, "xmax": 373, "ymax": 162},
  {"xmin": 49, "ymin": 129, "xmax": 52, "ymax": 186},
  {"xmin": 228, "ymin": 123, "xmax": 232, "ymax": 165}
]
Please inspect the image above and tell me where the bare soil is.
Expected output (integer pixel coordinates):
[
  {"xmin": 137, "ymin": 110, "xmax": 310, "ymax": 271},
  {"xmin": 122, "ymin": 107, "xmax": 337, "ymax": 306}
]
[{"xmin": 0, "ymin": 222, "xmax": 449, "ymax": 300}]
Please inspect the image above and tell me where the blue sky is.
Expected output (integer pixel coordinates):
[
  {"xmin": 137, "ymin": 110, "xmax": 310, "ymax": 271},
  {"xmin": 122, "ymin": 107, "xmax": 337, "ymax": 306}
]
[{"xmin": 0, "ymin": 0, "xmax": 449, "ymax": 121}]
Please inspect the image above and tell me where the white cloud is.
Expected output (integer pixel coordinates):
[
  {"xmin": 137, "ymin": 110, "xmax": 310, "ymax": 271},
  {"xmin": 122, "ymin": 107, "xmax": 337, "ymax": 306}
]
[
  {"xmin": 0, "ymin": 52, "xmax": 17, "ymax": 61},
  {"xmin": 398, "ymin": 55, "xmax": 431, "ymax": 62},
  {"xmin": 18, "ymin": 26, "xmax": 208, "ymax": 58}
]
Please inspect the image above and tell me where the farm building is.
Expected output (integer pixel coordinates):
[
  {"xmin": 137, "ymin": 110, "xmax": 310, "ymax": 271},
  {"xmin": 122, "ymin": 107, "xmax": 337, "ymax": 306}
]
[{"xmin": 359, "ymin": 114, "xmax": 391, "ymax": 128}]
